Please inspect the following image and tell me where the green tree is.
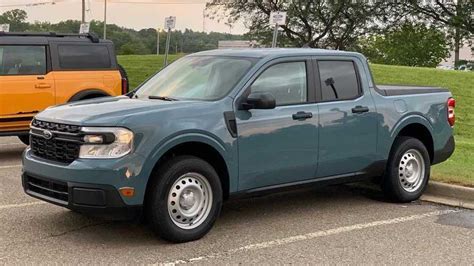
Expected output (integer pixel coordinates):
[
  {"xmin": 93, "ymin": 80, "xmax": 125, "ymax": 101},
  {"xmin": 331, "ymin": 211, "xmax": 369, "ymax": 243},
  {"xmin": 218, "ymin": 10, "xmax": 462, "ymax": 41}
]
[
  {"xmin": 0, "ymin": 9, "xmax": 243, "ymax": 55},
  {"xmin": 407, "ymin": 0, "xmax": 473, "ymax": 34},
  {"xmin": 406, "ymin": 0, "xmax": 473, "ymax": 65},
  {"xmin": 207, "ymin": 0, "xmax": 404, "ymax": 48},
  {"xmin": 358, "ymin": 23, "xmax": 450, "ymax": 68},
  {"xmin": 0, "ymin": 9, "xmax": 28, "ymax": 31}
]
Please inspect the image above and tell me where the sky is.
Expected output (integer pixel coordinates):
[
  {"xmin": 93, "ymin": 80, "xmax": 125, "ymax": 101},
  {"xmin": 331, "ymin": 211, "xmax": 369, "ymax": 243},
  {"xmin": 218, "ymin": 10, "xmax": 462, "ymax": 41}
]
[{"xmin": 0, "ymin": 0, "xmax": 247, "ymax": 34}]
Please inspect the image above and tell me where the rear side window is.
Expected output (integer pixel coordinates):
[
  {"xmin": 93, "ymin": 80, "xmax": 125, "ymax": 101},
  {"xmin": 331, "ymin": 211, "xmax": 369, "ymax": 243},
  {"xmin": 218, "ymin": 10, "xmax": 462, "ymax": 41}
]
[
  {"xmin": 0, "ymin": 46, "xmax": 46, "ymax": 75},
  {"xmin": 318, "ymin": 61, "xmax": 360, "ymax": 101},
  {"xmin": 58, "ymin": 45, "xmax": 111, "ymax": 70}
]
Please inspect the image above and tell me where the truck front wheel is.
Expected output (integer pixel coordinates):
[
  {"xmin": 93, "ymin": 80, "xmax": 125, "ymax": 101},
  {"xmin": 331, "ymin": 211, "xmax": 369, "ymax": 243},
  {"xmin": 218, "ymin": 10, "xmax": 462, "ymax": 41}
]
[
  {"xmin": 146, "ymin": 155, "xmax": 223, "ymax": 243},
  {"xmin": 382, "ymin": 137, "xmax": 430, "ymax": 202}
]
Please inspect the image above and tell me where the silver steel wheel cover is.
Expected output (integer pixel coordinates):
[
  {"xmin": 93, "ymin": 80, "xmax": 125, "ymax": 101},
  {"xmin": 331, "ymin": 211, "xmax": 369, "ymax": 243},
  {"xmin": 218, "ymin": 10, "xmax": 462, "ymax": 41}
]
[
  {"xmin": 398, "ymin": 149, "xmax": 425, "ymax": 192},
  {"xmin": 167, "ymin": 172, "xmax": 213, "ymax": 230}
]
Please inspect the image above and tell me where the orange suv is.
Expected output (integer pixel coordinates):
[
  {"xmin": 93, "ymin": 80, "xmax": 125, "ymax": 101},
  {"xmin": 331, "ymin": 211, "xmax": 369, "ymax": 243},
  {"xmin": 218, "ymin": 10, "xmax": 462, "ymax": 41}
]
[{"xmin": 0, "ymin": 32, "xmax": 128, "ymax": 144}]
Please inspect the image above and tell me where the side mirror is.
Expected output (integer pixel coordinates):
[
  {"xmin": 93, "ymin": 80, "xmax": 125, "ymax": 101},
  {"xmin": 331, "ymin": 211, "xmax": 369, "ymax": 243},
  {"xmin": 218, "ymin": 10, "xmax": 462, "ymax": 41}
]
[{"xmin": 240, "ymin": 92, "xmax": 276, "ymax": 110}]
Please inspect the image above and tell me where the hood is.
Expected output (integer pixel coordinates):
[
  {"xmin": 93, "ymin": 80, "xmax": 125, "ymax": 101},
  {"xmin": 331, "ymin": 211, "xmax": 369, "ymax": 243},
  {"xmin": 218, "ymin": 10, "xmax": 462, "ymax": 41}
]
[{"xmin": 35, "ymin": 96, "xmax": 208, "ymax": 126}]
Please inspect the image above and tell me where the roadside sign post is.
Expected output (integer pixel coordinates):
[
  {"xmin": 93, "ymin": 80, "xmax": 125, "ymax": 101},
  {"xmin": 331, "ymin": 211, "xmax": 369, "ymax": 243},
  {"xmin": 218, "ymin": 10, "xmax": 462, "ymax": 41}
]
[
  {"xmin": 271, "ymin": 24, "xmax": 279, "ymax": 48},
  {"xmin": 0, "ymin": 24, "xmax": 10, "ymax": 32},
  {"xmin": 79, "ymin": 23, "xmax": 90, "ymax": 34},
  {"xmin": 164, "ymin": 16, "xmax": 176, "ymax": 67},
  {"xmin": 269, "ymin": 11, "xmax": 286, "ymax": 48}
]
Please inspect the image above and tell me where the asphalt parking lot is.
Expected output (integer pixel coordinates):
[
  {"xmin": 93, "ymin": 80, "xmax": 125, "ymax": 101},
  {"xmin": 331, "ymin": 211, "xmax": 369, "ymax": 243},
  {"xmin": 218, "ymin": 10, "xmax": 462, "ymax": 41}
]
[{"xmin": 0, "ymin": 136, "xmax": 473, "ymax": 264}]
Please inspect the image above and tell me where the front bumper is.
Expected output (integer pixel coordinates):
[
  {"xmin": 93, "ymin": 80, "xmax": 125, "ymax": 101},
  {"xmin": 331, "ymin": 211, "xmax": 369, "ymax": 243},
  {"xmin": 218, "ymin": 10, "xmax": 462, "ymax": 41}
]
[
  {"xmin": 22, "ymin": 148, "xmax": 147, "ymax": 220},
  {"xmin": 22, "ymin": 173, "xmax": 141, "ymax": 220}
]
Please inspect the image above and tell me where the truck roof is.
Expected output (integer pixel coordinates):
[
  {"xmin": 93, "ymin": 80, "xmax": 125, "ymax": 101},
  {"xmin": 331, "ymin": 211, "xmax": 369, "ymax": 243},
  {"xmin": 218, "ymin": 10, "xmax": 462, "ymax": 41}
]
[
  {"xmin": 0, "ymin": 32, "xmax": 112, "ymax": 45},
  {"xmin": 194, "ymin": 48, "xmax": 364, "ymax": 59}
]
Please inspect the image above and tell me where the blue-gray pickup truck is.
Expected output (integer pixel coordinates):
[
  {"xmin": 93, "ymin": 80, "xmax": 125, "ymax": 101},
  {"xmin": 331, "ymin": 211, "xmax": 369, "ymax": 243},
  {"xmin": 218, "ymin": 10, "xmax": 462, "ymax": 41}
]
[{"xmin": 22, "ymin": 49, "xmax": 455, "ymax": 243}]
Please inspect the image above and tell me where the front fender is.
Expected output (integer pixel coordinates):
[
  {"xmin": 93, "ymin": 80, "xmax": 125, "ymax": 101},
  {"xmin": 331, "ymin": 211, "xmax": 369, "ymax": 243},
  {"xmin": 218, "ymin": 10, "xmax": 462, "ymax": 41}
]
[
  {"xmin": 139, "ymin": 130, "xmax": 232, "ymax": 188},
  {"xmin": 150, "ymin": 131, "xmax": 228, "ymax": 162}
]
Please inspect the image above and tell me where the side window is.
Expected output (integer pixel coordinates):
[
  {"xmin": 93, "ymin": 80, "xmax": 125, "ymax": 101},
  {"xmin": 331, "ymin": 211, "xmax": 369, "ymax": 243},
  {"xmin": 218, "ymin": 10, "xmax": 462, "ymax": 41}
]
[
  {"xmin": 0, "ymin": 46, "xmax": 46, "ymax": 75},
  {"xmin": 318, "ymin": 61, "xmax": 360, "ymax": 101},
  {"xmin": 58, "ymin": 45, "xmax": 111, "ymax": 70},
  {"xmin": 250, "ymin": 62, "xmax": 307, "ymax": 106}
]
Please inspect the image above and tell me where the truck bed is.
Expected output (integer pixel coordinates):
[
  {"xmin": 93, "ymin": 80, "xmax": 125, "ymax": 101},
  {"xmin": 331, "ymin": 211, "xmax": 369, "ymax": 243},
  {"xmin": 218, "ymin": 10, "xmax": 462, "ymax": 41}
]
[{"xmin": 376, "ymin": 85, "xmax": 449, "ymax": 96}]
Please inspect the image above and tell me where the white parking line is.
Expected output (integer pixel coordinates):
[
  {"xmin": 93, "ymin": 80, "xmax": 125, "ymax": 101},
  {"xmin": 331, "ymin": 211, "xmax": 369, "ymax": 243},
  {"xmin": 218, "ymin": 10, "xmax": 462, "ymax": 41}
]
[
  {"xmin": 0, "ymin": 201, "xmax": 46, "ymax": 210},
  {"xmin": 0, "ymin": 165, "xmax": 22, "ymax": 170},
  {"xmin": 160, "ymin": 209, "xmax": 459, "ymax": 265}
]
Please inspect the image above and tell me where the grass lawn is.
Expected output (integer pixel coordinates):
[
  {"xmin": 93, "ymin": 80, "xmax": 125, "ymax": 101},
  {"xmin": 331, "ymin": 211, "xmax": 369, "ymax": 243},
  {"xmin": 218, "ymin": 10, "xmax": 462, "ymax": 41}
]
[
  {"xmin": 118, "ymin": 55, "xmax": 474, "ymax": 187},
  {"xmin": 118, "ymin": 54, "xmax": 182, "ymax": 89}
]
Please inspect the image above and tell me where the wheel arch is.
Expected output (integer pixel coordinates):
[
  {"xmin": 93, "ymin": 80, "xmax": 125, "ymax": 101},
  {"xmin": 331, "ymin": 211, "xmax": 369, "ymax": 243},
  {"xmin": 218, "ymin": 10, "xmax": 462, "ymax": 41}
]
[
  {"xmin": 391, "ymin": 117, "xmax": 434, "ymax": 163},
  {"xmin": 68, "ymin": 89, "xmax": 111, "ymax": 102},
  {"xmin": 144, "ymin": 135, "xmax": 231, "ymax": 202}
]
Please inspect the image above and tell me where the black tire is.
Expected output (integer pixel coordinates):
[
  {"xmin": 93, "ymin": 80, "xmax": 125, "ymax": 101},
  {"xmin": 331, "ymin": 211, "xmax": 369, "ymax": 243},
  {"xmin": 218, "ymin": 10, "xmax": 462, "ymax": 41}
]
[
  {"xmin": 18, "ymin": 135, "xmax": 30, "ymax": 145},
  {"xmin": 382, "ymin": 137, "xmax": 430, "ymax": 202},
  {"xmin": 118, "ymin": 64, "xmax": 129, "ymax": 93},
  {"xmin": 146, "ymin": 155, "xmax": 222, "ymax": 243}
]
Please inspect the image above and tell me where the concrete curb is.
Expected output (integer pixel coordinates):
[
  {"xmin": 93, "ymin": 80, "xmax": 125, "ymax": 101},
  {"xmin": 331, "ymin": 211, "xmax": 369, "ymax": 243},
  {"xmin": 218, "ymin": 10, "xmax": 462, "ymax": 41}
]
[{"xmin": 421, "ymin": 181, "xmax": 474, "ymax": 210}]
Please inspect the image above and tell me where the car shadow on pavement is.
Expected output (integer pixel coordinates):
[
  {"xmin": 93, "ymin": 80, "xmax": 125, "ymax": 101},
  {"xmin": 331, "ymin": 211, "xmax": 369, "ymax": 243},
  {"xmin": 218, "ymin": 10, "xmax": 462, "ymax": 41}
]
[{"xmin": 29, "ymin": 183, "xmax": 395, "ymax": 246}]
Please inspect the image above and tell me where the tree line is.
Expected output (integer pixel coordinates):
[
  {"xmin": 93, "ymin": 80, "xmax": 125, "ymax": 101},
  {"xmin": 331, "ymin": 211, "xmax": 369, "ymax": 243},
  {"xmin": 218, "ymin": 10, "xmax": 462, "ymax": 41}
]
[
  {"xmin": 2, "ymin": 0, "xmax": 473, "ymax": 68},
  {"xmin": 0, "ymin": 9, "xmax": 243, "ymax": 55},
  {"xmin": 208, "ymin": 0, "xmax": 473, "ymax": 67}
]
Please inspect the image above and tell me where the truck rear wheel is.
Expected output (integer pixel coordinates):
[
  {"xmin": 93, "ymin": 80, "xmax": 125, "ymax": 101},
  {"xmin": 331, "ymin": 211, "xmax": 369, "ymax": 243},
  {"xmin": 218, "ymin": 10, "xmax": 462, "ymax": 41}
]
[
  {"xmin": 382, "ymin": 137, "xmax": 430, "ymax": 202},
  {"xmin": 146, "ymin": 155, "xmax": 222, "ymax": 243}
]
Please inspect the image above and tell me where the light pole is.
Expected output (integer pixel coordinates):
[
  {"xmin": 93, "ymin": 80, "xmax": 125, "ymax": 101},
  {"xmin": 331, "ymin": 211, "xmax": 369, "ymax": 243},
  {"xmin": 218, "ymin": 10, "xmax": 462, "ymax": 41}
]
[
  {"xmin": 156, "ymin": 28, "xmax": 160, "ymax": 55},
  {"xmin": 103, "ymin": 0, "xmax": 107, "ymax": 39},
  {"xmin": 81, "ymin": 0, "xmax": 86, "ymax": 23}
]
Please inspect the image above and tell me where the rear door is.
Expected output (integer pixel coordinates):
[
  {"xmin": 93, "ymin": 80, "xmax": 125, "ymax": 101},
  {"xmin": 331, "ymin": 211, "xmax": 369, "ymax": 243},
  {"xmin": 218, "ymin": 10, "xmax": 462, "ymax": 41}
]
[
  {"xmin": 314, "ymin": 58, "xmax": 378, "ymax": 177},
  {"xmin": 235, "ymin": 58, "xmax": 319, "ymax": 190},
  {"xmin": 0, "ymin": 45, "xmax": 55, "ymax": 119},
  {"xmin": 49, "ymin": 43, "xmax": 120, "ymax": 103}
]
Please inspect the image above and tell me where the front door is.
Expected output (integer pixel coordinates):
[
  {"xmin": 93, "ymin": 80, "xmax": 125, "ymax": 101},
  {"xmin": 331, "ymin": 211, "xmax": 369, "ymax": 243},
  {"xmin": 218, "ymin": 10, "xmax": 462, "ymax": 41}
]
[
  {"xmin": 314, "ymin": 59, "xmax": 378, "ymax": 177},
  {"xmin": 0, "ymin": 45, "xmax": 55, "ymax": 119},
  {"xmin": 236, "ymin": 59, "xmax": 319, "ymax": 190}
]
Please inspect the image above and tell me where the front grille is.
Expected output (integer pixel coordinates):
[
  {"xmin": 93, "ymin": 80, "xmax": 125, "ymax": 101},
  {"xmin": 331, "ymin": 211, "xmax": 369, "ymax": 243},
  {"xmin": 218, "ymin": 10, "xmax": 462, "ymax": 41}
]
[
  {"xmin": 31, "ymin": 136, "xmax": 80, "ymax": 163},
  {"xmin": 31, "ymin": 119, "xmax": 81, "ymax": 134},
  {"xmin": 25, "ymin": 174, "xmax": 69, "ymax": 203},
  {"xmin": 30, "ymin": 119, "xmax": 82, "ymax": 164}
]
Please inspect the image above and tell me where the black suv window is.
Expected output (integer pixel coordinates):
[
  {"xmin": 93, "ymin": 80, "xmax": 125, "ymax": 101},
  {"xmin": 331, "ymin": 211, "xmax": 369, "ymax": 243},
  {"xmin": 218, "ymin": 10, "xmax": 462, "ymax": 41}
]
[
  {"xmin": 250, "ymin": 62, "xmax": 307, "ymax": 106},
  {"xmin": 58, "ymin": 45, "xmax": 111, "ymax": 70},
  {"xmin": 318, "ymin": 61, "xmax": 360, "ymax": 101},
  {"xmin": 0, "ymin": 46, "xmax": 46, "ymax": 75}
]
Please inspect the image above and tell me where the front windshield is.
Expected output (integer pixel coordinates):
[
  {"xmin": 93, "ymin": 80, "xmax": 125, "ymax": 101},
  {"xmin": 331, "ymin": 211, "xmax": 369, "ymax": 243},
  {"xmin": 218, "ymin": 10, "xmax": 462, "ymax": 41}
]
[{"xmin": 134, "ymin": 56, "xmax": 256, "ymax": 101}]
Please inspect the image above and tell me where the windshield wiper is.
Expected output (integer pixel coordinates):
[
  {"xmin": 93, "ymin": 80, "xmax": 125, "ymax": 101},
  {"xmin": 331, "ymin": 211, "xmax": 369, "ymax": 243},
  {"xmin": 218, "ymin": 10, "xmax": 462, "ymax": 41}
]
[{"xmin": 148, "ymin": 95, "xmax": 179, "ymax": 101}]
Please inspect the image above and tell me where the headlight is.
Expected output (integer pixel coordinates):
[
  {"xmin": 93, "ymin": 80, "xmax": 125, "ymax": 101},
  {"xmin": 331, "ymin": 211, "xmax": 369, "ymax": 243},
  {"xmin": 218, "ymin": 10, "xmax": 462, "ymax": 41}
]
[{"xmin": 79, "ymin": 127, "xmax": 134, "ymax": 159}]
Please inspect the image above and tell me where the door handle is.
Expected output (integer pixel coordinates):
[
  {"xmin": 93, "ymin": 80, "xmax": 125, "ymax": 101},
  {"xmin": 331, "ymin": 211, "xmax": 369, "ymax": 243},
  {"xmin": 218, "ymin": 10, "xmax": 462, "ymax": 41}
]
[
  {"xmin": 352, "ymin": 105, "xmax": 369, "ymax": 114},
  {"xmin": 35, "ymin": 83, "xmax": 51, "ymax": 89},
  {"xmin": 292, "ymin": 111, "xmax": 313, "ymax": 120}
]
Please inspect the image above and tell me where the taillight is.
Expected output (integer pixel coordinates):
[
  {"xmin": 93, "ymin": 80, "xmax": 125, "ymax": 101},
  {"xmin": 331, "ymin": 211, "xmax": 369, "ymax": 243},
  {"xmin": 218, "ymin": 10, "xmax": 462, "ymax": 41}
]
[
  {"xmin": 447, "ymin": 97, "xmax": 455, "ymax": 127},
  {"xmin": 121, "ymin": 78, "xmax": 128, "ymax": 95}
]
